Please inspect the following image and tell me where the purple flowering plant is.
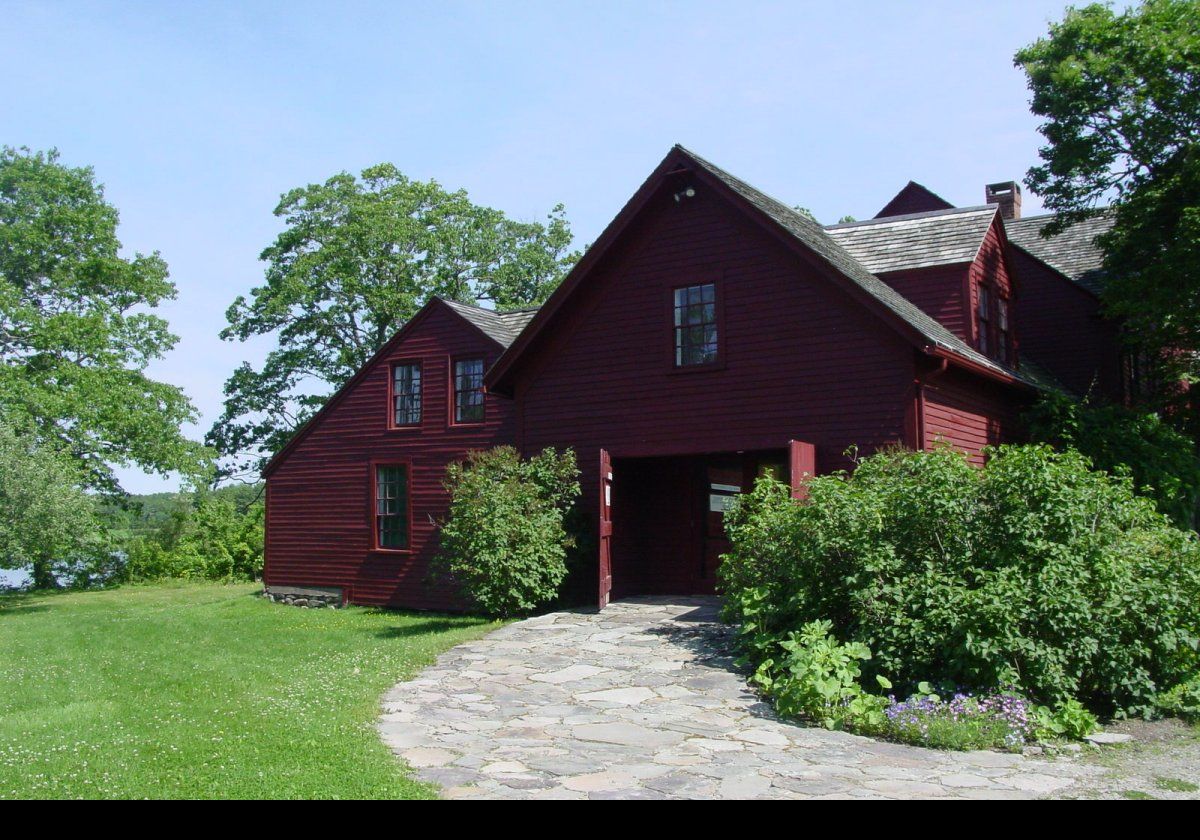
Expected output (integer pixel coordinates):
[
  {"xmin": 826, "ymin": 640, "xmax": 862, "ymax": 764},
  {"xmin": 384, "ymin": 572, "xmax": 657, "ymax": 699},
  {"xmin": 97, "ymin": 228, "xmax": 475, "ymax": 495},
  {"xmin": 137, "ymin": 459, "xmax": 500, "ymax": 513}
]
[{"xmin": 878, "ymin": 688, "xmax": 1036, "ymax": 751}]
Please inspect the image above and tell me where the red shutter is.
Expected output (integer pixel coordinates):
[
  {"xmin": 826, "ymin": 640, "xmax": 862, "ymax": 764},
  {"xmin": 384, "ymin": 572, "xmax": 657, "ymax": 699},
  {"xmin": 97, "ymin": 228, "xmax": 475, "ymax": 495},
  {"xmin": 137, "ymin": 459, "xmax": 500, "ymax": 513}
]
[
  {"xmin": 789, "ymin": 440, "xmax": 816, "ymax": 501},
  {"xmin": 598, "ymin": 449, "xmax": 613, "ymax": 608}
]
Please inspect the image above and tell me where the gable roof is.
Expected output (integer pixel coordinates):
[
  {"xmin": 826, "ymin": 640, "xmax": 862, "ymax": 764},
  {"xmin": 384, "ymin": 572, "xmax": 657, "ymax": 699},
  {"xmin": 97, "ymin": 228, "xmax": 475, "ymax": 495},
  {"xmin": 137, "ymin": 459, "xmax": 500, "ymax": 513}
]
[
  {"xmin": 488, "ymin": 145, "xmax": 1046, "ymax": 395},
  {"xmin": 875, "ymin": 181, "xmax": 955, "ymax": 218},
  {"xmin": 1005, "ymin": 212, "xmax": 1113, "ymax": 296},
  {"xmin": 441, "ymin": 299, "xmax": 539, "ymax": 347},
  {"xmin": 262, "ymin": 297, "xmax": 524, "ymax": 478},
  {"xmin": 825, "ymin": 206, "xmax": 998, "ymax": 274}
]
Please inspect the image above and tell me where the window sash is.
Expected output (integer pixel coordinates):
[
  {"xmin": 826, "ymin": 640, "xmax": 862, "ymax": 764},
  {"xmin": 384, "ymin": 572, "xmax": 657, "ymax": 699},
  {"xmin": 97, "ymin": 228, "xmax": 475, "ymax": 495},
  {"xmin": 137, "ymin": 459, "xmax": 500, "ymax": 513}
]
[
  {"xmin": 454, "ymin": 359, "xmax": 485, "ymax": 423},
  {"xmin": 977, "ymin": 286, "xmax": 992, "ymax": 354},
  {"xmin": 375, "ymin": 465, "xmax": 409, "ymax": 550},
  {"xmin": 673, "ymin": 283, "xmax": 718, "ymax": 366},
  {"xmin": 392, "ymin": 364, "xmax": 422, "ymax": 426}
]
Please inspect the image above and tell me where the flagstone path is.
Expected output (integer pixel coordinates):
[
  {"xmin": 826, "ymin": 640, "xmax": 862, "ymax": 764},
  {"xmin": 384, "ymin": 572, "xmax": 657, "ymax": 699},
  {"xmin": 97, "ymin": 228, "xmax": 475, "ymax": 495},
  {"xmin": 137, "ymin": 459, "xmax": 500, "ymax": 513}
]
[{"xmin": 378, "ymin": 598, "xmax": 1100, "ymax": 799}]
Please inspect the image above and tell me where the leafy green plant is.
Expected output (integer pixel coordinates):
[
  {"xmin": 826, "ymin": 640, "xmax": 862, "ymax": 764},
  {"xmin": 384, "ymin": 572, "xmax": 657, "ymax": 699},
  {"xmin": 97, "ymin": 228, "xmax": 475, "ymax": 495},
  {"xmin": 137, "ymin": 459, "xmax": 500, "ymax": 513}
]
[
  {"xmin": 720, "ymin": 444, "xmax": 1200, "ymax": 717},
  {"xmin": 749, "ymin": 619, "xmax": 888, "ymax": 731},
  {"xmin": 882, "ymin": 692, "xmax": 1035, "ymax": 752},
  {"xmin": 437, "ymin": 446, "xmax": 580, "ymax": 617},
  {"xmin": 1034, "ymin": 698, "xmax": 1099, "ymax": 741},
  {"xmin": 1156, "ymin": 674, "xmax": 1200, "ymax": 721},
  {"xmin": 1025, "ymin": 392, "xmax": 1200, "ymax": 528},
  {"xmin": 122, "ymin": 489, "xmax": 264, "ymax": 583}
]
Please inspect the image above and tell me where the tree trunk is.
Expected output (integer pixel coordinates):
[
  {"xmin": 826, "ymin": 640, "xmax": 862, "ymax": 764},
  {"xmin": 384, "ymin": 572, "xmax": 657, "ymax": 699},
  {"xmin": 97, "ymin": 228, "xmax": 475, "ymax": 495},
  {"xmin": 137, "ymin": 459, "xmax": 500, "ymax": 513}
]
[{"xmin": 30, "ymin": 559, "xmax": 58, "ymax": 590}]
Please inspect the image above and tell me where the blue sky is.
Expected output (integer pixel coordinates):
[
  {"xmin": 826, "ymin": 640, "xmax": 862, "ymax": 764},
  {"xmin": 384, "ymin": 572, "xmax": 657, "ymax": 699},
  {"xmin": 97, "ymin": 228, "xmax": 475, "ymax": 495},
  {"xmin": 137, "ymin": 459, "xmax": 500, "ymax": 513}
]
[{"xmin": 2, "ymin": 0, "xmax": 1071, "ymax": 494}]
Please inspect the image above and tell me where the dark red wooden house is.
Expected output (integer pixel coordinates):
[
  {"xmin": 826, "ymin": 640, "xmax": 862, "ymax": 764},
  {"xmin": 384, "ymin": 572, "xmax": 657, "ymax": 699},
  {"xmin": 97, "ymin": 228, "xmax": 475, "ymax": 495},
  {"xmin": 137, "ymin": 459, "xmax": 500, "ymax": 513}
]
[{"xmin": 263, "ymin": 146, "xmax": 1123, "ymax": 610}]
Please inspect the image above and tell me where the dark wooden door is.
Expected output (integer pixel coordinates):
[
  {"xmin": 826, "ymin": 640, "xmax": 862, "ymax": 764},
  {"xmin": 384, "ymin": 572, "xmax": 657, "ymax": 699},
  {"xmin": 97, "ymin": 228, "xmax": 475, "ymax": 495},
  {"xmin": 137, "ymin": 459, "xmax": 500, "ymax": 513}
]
[
  {"xmin": 598, "ymin": 448, "xmax": 613, "ymax": 608},
  {"xmin": 699, "ymin": 461, "xmax": 742, "ymax": 591}
]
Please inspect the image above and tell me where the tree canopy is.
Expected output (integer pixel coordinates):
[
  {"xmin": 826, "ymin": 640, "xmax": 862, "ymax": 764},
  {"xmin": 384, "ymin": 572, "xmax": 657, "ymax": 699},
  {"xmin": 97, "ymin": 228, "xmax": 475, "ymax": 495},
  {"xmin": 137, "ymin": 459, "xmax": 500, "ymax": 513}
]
[
  {"xmin": 0, "ymin": 147, "xmax": 210, "ymax": 495},
  {"xmin": 1015, "ymin": 0, "xmax": 1200, "ymax": 404},
  {"xmin": 208, "ymin": 163, "xmax": 578, "ymax": 479}
]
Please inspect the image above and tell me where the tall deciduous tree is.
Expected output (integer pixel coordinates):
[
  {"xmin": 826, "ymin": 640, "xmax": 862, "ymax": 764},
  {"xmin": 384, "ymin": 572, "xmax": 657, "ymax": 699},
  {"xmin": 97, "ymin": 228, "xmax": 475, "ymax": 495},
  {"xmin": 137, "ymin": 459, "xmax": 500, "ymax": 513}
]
[
  {"xmin": 0, "ymin": 147, "xmax": 210, "ymax": 495},
  {"xmin": 209, "ymin": 163, "xmax": 578, "ymax": 478},
  {"xmin": 1015, "ymin": 0, "xmax": 1200, "ymax": 406}
]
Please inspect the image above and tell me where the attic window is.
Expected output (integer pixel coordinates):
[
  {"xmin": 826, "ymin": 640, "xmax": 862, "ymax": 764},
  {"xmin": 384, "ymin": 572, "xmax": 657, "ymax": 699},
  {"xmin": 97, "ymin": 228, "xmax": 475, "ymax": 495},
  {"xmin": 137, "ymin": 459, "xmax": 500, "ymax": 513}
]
[
  {"xmin": 977, "ymin": 286, "xmax": 992, "ymax": 356},
  {"xmin": 673, "ymin": 283, "xmax": 718, "ymax": 367},
  {"xmin": 997, "ymin": 298, "xmax": 1010, "ymax": 364}
]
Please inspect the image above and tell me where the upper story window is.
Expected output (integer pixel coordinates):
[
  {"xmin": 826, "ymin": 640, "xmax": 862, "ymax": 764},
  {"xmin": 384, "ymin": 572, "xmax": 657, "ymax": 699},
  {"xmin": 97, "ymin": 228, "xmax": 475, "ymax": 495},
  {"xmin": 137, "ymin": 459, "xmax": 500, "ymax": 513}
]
[
  {"xmin": 375, "ymin": 464, "xmax": 409, "ymax": 550},
  {"xmin": 453, "ymin": 358, "xmax": 485, "ymax": 424},
  {"xmin": 997, "ymin": 298, "xmax": 1010, "ymax": 364},
  {"xmin": 977, "ymin": 285, "xmax": 992, "ymax": 356},
  {"xmin": 673, "ymin": 283, "xmax": 718, "ymax": 367},
  {"xmin": 392, "ymin": 363, "xmax": 421, "ymax": 426}
]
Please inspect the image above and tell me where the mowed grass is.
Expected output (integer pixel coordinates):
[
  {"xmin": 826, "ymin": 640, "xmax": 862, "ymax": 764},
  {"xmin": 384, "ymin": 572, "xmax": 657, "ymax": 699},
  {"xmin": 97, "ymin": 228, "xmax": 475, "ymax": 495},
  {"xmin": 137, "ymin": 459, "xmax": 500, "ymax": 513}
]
[{"xmin": 0, "ymin": 581, "xmax": 497, "ymax": 799}]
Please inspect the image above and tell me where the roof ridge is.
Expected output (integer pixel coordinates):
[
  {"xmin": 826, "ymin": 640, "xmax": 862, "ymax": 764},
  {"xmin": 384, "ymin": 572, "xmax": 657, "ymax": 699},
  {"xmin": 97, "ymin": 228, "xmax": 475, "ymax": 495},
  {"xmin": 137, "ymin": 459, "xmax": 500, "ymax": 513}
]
[{"xmin": 826, "ymin": 205, "xmax": 994, "ymax": 229}]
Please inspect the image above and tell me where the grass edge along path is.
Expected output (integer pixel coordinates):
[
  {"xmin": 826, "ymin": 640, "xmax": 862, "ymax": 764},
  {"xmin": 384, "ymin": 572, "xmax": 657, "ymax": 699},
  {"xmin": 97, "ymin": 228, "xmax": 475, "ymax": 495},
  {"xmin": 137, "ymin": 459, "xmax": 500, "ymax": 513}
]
[{"xmin": 0, "ymin": 581, "xmax": 498, "ymax": 799}]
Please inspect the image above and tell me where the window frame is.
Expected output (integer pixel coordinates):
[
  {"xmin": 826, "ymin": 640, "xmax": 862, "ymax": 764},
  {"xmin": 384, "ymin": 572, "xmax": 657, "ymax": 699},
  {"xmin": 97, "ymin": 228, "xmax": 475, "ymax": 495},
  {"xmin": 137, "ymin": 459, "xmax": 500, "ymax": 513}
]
[
  {"xmin": 996, "ymin": 296, "xmax": 1011, "ymax": 365},
  {"xmin": 388, "ymin": 360, "xmax": 423, "ymax": 429},
  {"xmin": 976, "ymin": 284, "xmax": 992, "ymax": 356},
  {"xmin": 369, "ymin": 459, "xmax": 412, "ymax": 553},
  {"xmin": 449, "ymin": 355, "xmax": 487, "ymax": 427},
  {"xmin": 667, "ymin": 278, "xmax": 724, "ymax": 372}
]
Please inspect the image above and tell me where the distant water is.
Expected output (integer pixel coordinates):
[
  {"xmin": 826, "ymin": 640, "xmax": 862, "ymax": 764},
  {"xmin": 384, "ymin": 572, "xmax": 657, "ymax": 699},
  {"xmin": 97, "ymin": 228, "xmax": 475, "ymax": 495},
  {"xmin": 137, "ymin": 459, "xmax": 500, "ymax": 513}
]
[{"xmin": 0, "ymin": 568, "xmax": 30, "ymax": 590}]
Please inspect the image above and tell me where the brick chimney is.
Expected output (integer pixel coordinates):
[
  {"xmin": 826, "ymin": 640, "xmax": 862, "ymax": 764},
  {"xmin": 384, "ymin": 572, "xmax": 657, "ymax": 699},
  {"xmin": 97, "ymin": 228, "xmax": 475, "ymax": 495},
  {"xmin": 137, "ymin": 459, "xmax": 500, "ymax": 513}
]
[{"xmin": 985, "ymin": 181, "xmax": 1022, "ymax": 220}]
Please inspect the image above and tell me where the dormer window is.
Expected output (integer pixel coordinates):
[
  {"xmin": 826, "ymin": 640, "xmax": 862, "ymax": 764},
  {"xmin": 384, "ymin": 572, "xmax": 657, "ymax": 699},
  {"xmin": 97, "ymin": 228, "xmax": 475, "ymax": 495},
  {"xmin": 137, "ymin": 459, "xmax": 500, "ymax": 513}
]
[
  {"xmin": 977, "ymin": 286, "xmax": 992, "ymax": 356},
  {"xmin": 673, "ymin": 283, "xmax": 718, "ymax": 367},
  {"xmin": 997, "ymin": 298, "xmax": 1010, "ymax": 364}
]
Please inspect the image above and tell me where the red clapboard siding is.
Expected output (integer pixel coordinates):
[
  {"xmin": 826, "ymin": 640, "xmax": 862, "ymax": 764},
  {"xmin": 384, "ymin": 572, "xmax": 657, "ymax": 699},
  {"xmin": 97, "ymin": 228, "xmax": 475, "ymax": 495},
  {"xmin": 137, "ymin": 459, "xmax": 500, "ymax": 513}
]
[
  {"xmin": 877, "ymin": 263, "xmax": 972, "ymax": 342},
  {"xmin": 968, "ymin": 215, "xmax": 1016, "ymax": 352},
  {"xmin": 511, "ymin": 182, "xmax": 920, "ymax": 568},
  {"xmin": 922, "ymin": 369, "xmax": 1025, "ymax": 465},
  {"xmin": 264, "ymin": 302, "xmax": 515, "ymax": 610},
  {"xmin": 1010, "ymin": 248, "xmax": 1122, "ymax": 400}
]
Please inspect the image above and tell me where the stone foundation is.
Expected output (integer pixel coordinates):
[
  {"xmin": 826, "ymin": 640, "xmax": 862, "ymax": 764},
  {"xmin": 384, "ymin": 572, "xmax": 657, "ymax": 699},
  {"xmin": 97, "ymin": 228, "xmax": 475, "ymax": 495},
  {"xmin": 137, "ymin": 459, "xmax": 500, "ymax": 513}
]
[{"xmin": 263, "ymin": 585, "xmax": 344, "ymax": 609}]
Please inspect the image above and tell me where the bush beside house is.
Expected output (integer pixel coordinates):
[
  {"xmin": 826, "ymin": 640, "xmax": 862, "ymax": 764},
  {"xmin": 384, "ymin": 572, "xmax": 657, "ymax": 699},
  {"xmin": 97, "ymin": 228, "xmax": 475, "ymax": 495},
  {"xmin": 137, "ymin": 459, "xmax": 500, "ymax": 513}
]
[
  {"xmin": 720, "ymin": 444, "xmax": 1200, "ymax": 747},
  {"xmin": 437, "ymin": 446, "xmax": 580, "ymax": 617}
]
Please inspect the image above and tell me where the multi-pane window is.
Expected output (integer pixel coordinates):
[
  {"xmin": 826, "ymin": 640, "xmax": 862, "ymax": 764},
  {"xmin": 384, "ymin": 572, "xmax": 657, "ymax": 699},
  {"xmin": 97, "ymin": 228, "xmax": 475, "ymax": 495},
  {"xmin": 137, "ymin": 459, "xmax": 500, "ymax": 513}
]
[
  {"xmin": 977, "ymin": 285, "xmax": 992, "ymax": 356},
  {"xmin": 997, "ymin": 298, "xmax": 1010, "ymax": 364},
  {"xmin": 454, "ymin": 358, "xmax": 485, "ymax": 423},
  {"xmin": 673, "ymin": 283, "xmax": 718, "ymax": 367},
  {"xmin": 375, "ymin": 465, "xmax": 409, "ymax": 550},
  {"xmin": 392, "ymin": 363, "xmax": 421, "ymax": 426}
]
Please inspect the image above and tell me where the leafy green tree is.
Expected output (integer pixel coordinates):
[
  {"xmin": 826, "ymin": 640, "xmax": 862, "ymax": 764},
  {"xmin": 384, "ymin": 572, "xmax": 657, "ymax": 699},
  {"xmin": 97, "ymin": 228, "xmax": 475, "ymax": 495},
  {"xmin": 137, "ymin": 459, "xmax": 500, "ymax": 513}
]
[
  {"xmin": 1015, "ymin": 1, "xmax": 1200, "ymax": 400},
  {"xmin": 1025, "ymin": 391, "xmax": 1200, "ymax": 527},
  {"xmin": 209, "ymin": 164, "xmax": 578, "ymax": 478},
  {"xmin": 0, "ymin": 147, "xmax": 211, "ymax": 495},
  {"xmin": 0, "ymin": 419, "xmax": 105, "ymax": 589}
]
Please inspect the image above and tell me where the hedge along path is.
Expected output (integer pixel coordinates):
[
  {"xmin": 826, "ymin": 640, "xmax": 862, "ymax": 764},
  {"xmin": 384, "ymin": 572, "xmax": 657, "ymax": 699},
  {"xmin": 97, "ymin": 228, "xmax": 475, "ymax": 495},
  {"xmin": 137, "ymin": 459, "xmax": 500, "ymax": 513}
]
[{"xmin": 378, "ymin": 599, "xmax": 1101, "ymax": 799}]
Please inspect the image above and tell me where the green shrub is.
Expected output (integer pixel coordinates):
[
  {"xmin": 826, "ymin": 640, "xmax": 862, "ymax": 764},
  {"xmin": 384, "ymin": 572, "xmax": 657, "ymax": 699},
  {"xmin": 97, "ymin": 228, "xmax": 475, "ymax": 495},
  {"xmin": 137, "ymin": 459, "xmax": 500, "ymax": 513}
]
[
  {"xmin": 748, "ymin": 619, "xmax": 888, "ymax": 731},
  {"xmin": 721, "ymin": 444, "xmax": 1200, "ymax": 717},
  {"xmin": 1025, "ymin": 392, "xmax": 1200, "ymax": 528},
  {"xmin": 122, "ymin": 491, "xmax": 263, "ymax": 582},
  {"xmin": 1156, "ymin": 674, "xmax": 1200, "ymax": 721},
  {"xmin": 1034, "ymin": 698, "xmax": 1099, "ymax": 741},
  {"xmin": 0, "ymin": 419, "xmax": 109, "ymax": 588},
  {"xmin": 437, "ymin": 446, "xmax": 580, "ymax": 617}
]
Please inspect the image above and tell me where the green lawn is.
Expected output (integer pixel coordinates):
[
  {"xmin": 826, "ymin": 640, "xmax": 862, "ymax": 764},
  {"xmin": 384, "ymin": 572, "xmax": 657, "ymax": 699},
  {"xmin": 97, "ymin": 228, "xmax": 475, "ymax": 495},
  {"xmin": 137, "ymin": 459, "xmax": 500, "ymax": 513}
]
[{"xmin": 0, "ymin": 581, "xmax": 497, "ymax": 799}]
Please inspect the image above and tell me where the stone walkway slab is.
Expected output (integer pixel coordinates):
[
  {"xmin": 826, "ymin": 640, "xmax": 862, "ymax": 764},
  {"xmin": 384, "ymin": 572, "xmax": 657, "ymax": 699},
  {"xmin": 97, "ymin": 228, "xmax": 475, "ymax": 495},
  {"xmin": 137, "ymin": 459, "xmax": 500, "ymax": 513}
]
[{"xmin": 378, "ymin": 598, "xmax": 1098, "ymax": 799}]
